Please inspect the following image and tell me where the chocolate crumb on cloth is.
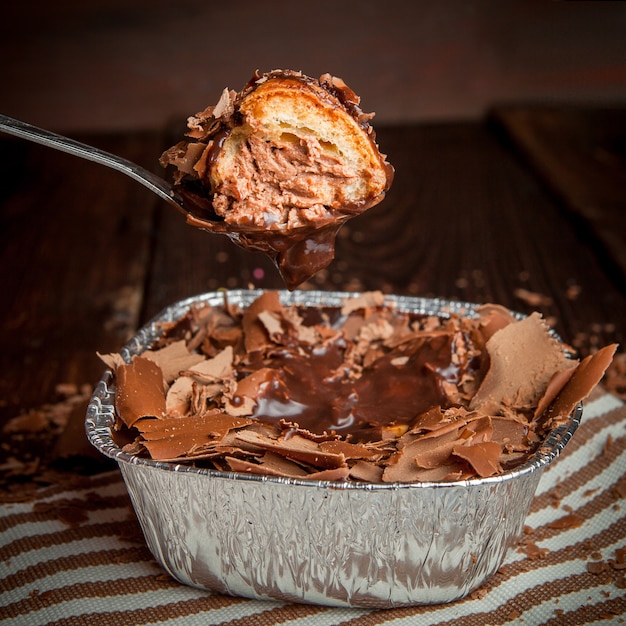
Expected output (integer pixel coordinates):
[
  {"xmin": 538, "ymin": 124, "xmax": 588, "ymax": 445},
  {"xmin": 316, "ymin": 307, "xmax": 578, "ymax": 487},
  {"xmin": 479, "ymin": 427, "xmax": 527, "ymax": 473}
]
[
  {"xmin": 159, "ymin": 70, "xmax": 394, "ymax": 289},
  {"xmin": 99, "ymin": 291, "xmax": 617, "ymax": 482}
]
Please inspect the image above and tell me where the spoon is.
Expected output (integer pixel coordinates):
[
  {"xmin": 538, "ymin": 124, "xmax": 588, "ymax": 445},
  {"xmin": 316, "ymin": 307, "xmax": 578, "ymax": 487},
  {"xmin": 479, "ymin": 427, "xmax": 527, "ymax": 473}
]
[
  {"xmin": 0, "ymin": 113, "xmax": 189, "ymax": 219},
  {"xmin": 0, "ymin": 113, "xmax": 346, "ymax": 288}
]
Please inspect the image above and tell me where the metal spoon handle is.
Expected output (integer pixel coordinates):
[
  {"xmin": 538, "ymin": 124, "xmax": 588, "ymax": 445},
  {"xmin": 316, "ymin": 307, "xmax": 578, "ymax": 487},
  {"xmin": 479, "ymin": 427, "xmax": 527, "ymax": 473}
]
[{"xmin": 0, "ymin": 114, "xmax": 184, "ymax": 211}]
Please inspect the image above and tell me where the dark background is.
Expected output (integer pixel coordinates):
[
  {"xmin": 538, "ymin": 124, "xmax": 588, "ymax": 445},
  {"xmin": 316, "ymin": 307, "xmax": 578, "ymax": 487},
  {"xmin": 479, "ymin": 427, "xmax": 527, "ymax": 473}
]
[{"xmin": 2, "ymin": 0, "xmax": 625, "ymax": 133}]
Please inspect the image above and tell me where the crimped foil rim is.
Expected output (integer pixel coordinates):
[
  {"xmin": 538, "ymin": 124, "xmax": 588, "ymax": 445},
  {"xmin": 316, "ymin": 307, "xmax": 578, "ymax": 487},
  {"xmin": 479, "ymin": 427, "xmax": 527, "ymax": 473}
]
[{"xmin": 86, "ymin": 289, "xmax": 582, "ymax": 491}]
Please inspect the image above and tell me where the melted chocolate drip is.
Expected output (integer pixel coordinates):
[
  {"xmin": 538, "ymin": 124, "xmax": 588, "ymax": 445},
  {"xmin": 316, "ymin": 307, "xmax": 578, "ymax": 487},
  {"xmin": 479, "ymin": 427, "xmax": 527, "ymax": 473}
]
[{"xmin": 179, "ymin": 184, "xmax": 348, "ymax": 289}]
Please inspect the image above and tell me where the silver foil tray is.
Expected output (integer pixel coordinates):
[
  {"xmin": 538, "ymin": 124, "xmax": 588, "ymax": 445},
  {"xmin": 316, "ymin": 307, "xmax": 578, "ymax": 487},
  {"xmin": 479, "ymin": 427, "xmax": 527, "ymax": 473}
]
[{"xmin": 86, "ymin": 290, "xmax": 582, "ymax": 608}]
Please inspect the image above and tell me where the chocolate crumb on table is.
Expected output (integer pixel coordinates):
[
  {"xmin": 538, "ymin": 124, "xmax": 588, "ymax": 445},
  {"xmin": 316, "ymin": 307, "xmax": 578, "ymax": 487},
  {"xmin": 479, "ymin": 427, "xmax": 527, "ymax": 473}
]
[{"xmin": 0, "ymin": 384, "xmax": 115, "ymax": 502}]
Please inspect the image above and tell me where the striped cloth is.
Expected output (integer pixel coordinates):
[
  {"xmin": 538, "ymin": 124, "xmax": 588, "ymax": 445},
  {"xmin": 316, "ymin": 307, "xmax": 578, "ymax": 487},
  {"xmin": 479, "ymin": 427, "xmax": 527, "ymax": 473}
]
[{"xmin": 1, "ymin": 388, "xmax": 625, "ymax": 626}]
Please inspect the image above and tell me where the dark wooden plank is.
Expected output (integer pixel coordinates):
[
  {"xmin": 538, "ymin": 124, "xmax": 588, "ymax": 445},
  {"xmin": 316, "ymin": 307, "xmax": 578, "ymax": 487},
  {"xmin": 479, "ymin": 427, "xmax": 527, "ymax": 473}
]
[
  {"xmin": 144, "ymin": 122, "xmax": 625, "ymax": 358},
  {"xmin": 489, "ymin": 105, "xmax": 626, "ymax": 287},
  {"xmin": 336, "ymin": 123, "xmax": 626, "ymax": 353},
  {"xmin": 0, "ymin": 132, "xmax": 164, "ymax": 426}
]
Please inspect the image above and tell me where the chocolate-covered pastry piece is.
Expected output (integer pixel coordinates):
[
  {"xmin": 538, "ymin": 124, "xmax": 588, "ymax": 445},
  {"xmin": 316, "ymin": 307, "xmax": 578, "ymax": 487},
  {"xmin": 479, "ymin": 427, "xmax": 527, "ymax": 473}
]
[{"xmin": 160, "ymin": 70, "xmax": 394, "ymax": 288}]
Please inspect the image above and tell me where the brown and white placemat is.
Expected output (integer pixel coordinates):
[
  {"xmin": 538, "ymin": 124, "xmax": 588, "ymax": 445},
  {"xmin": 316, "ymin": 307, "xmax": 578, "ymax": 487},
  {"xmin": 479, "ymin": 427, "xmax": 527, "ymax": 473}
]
[{"xmin": 1, "ymin": 389, "xmax": 625, "ymax": 626}]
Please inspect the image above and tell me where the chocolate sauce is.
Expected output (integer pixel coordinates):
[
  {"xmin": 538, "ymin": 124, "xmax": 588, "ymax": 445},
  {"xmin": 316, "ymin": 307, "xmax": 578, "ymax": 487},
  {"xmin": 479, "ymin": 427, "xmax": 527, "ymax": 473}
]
[
  {"xmin": 239, "ymin": 311, "xmax": 473, "ymax": 440},
  {"xmin": 180, "ymin": 183, "xmax": 348, "ymax": 289}
]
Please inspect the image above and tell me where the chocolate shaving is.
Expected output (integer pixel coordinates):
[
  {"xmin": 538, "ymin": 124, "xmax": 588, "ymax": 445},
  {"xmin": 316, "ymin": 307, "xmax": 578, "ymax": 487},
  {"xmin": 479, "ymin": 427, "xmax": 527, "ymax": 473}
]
[
  {"xmin": 544, "ymin": 344, "xmax": 618, "ymax": 428},
  {"xmin": 470, "ymin": 313, "xmax": 577, "ymax": 412},
  {"xmin": 234, "ymin": 431, "xmax": 347, "ymax": 470},
  {"xmin": 141, "ymin": 340, "xmax": 205, "ymax": 384},
  {"xmin": 115, "ymin": 357, "xmax": 166, "ymax": 428},
  {"xmin": 452, "ymin": 442, "xmax": 503, "ymax": 478},
  {"xmin": 139, "ymin": 413, "xmax": 254, "ymax": 461}
]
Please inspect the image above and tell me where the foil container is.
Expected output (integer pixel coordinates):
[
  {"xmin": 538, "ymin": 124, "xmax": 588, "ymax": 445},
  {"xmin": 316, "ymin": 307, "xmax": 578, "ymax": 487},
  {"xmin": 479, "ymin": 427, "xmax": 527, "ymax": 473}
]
[{"xmin": 86, "ymin": 290, "xmax": 582, "ymax": 608}]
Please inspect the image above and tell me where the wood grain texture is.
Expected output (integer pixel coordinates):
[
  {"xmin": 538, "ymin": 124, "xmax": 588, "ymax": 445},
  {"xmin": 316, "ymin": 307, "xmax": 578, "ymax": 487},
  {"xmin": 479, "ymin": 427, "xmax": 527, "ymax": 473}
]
[
  {"xmin": 2, "ymin": 1, "xmax": 625, "ymax": 132},
  {"xmin": 0, "ymin": 132, "xmax": 165, "ymax": 421},
  {"xmin": 490, "ymin": 105, "xmax": 626, "ymax": 288}
]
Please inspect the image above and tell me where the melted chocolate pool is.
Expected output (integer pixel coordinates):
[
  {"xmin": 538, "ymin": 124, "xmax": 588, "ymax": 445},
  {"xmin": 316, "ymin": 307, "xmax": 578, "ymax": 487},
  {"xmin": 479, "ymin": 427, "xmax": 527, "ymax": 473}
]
[{"xmin": 231, "ymin": 307, "xmax": 479, "ymax": 440}]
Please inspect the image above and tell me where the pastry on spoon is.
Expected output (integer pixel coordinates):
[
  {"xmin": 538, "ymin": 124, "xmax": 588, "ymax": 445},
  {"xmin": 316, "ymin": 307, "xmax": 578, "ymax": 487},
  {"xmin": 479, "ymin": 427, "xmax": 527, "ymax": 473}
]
[{"xmin": 160, "ymin": 69, "xmax": 394, "ymax": 288}]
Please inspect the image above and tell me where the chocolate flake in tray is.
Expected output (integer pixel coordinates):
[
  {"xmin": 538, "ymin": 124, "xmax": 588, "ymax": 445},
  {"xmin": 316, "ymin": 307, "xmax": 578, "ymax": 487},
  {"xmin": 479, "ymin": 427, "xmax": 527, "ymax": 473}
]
[{"xmin": 99, "ymin": 291, "xmax": 616, "ymax": 483}]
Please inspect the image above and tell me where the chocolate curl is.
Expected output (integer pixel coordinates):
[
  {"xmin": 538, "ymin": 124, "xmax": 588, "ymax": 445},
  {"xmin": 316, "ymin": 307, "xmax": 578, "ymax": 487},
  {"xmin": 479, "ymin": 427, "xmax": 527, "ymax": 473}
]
[
  {"xmin": 115, "ymin": 357, "xmax": 166, "ymax": 428},
  {"xmin": 452, "ymin": 442, "xmax": 503, "ymax": 478},
  {"xmin": 234, "ymin": 430, "xmax": 347, "ymax": 470},
  {"xmin": 141, "ymin": 340, "xmax": 205, "ymax": 384},
  {"xmin": 470, "ymin": 313, "xmax": 576, "ymax": 411},
  {"xmin": 140, "ymin": 413, "xmax": 254, "ymax": 461},
  {"xmin": 475, "ymin": 303, "xmax": 517, "ymax": 341},
  {"xmin": 242, "ymin": 290, "xmax": 284, "ymax": 352},
  {"xmin": 544, "ymin": 344, "xmax": 618, "ymax": 427},
  {"xmin": 227, "ymin": 454, "xmax": 350, "ymax": 481}
]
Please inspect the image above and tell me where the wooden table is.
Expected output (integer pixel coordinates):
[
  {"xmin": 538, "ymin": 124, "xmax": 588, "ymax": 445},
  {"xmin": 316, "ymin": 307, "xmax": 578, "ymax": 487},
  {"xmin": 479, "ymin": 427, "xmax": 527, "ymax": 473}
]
[{"xmin": 1, "ymin": 108, "xmax": 625, "ymax": 624}]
